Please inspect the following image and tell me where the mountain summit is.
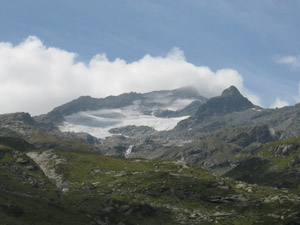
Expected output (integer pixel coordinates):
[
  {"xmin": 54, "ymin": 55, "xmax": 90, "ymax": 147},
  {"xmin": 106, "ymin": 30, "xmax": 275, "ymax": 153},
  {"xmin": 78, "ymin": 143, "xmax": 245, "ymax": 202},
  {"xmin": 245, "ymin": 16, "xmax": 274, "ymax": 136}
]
[
  {"xmin": 221, "ymin": 85, "xmax": 243, "ymax": 97},
  {"xmin": 194, "ymin": 86, "xmax": 254, "ymax": 119},
  {"xmin": 175, "ymin": 86, "xmax": 256, "ymax": 133}
]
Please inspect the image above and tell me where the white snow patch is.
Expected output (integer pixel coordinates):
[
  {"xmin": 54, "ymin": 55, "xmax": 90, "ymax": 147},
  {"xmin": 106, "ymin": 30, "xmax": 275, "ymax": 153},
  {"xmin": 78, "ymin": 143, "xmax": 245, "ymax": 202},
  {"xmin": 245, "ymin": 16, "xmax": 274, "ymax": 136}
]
[
  {"xmin": 251, "ymin": 108, "xmax": 262, "ymax": 112},
  {"xmin": 125, "ymin": 145, "xmax": 134, "ymax": 158},
  {"xmin": 59, "ymin": 106, "xmax": 188, "ymax": 139}
]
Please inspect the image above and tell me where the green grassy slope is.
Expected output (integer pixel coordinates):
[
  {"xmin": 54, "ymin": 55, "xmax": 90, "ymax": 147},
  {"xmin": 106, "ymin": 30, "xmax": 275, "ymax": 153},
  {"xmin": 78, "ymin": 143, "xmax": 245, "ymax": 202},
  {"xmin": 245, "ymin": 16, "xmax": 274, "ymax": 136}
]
[
  {"xmin": 1, "ymin": 139, "xmax": 300, "ymax": 224},
  {"xmin": 0, "ymin": 144, "xmax": 89, "ymax": 225},
  {"xmin": 225, "ymin": 136, "xmax": 300, "ymax": 189}
]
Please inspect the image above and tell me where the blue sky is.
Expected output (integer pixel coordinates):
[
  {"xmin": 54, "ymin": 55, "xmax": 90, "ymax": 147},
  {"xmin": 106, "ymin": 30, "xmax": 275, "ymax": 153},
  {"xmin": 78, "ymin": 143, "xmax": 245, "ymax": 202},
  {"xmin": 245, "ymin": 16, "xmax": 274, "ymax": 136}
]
[{"xmin": 0, "ymin": 0, "xmax": 300, "ymax": 114}]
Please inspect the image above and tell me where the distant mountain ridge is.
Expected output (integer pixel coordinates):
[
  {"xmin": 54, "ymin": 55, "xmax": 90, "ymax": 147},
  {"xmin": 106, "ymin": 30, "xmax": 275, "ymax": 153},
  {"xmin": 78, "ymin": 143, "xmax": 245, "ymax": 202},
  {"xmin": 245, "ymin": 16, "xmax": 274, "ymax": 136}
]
[
  {"xmin": 171, "ymin": 86, "xmax": 300, "ymax": 139},
  {"xmin": 6, "ymin": 85, "xmax": 300, "ymax": 144},
  {"xmin": 39, "ymin": 86, "xmax": 207, "ymax": 123},
  {"xmin": 42, "ymin": 92, "xmax": 144, "ymax": 122}
]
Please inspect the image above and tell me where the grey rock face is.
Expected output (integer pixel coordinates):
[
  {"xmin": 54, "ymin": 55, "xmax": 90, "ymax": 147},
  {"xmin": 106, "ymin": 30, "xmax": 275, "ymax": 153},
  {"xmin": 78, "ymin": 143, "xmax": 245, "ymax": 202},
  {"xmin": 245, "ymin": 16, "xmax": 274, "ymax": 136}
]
[
  {"xmin": 175, "ymin": 86, "xmax": 256, "ymax": 133},
  {"xmin": 196, "ymin": 86, "xmax": 254, "ymax": 118}
]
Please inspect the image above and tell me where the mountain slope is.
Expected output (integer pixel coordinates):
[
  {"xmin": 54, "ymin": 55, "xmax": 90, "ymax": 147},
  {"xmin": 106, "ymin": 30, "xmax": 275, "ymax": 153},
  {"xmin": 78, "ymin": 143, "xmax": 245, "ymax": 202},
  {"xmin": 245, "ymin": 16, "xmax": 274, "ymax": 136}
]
[
  {"xmin": 0, "ymin": 140, "xmax": 89, "ymax": 225},
  {"xmin": 0, "ymin": 112, "xmax": 99, "ymax": 152},
  {"xmin": 127, "ymin": 125, "xmax": 277, "ymax": 175},
  {"xmin": 2, "ymin": 86, "xmax": 300, "ymax": 224},
  {"xmin": 1, "ymin": 138, "xmax": 300, "ymax": 224},
  {"xmin": 225, "ymin": 136, "xmax": 300, "ymax": 189}
]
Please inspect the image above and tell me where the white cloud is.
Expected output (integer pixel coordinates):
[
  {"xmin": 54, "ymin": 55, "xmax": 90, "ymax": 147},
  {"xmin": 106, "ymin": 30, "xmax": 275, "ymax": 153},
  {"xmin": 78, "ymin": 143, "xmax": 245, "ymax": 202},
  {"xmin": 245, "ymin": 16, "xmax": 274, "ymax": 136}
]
[
  {"xmin": 0, "ymin": 36, "xmax": 259, "ymax": 115},
  {"xmin": 292, "ymin": 82, "xmax": 300, "ymax": 103},
  {"xmin": 276, "ymin": 55, "xmax": 300, "ymax": 69},
  {"xmin": 270, "ymin": 97, "xmax": 289, "ymax": 108}
]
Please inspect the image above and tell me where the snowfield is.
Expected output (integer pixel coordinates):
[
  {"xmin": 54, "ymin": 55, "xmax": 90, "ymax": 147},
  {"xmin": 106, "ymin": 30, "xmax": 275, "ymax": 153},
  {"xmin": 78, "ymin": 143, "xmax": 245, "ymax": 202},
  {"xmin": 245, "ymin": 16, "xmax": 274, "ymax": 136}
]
[{"xmin": 59, "ymin": 99, "xmax": 193, "ymax": 138}]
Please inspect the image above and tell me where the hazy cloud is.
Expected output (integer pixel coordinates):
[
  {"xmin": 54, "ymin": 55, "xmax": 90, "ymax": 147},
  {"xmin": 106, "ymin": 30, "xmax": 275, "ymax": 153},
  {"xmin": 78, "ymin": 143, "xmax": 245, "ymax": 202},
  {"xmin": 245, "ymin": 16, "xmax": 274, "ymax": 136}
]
[
  {"xmin": 0, "ymin": 36, "xmax": 259, "ymax": 115},
  {"xmin": 270, "ymin": 97, "xmax": 289, "ymax": 108},
  {"xmin": 292, "ymin": 82, "xmax": 300, "ymax": 103},
  {"xmin": 276, "ymin": 55, "xmax": 300, "ymax": 69}
]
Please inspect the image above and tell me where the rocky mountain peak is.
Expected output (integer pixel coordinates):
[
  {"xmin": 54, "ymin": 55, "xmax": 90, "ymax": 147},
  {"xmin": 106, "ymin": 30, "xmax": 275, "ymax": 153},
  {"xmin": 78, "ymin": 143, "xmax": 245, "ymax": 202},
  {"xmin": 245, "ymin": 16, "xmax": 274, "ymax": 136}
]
[
  {"xmin": 221, "ymin": 86, "xmax": 242, "ymax": 97},
  {"xmin": 174, "ymin": 86, "xmax": 256, "ymax": 133},
  {"xmin": 0, "ymin": 112, "xmax": 36, "ymax": 126},
  {"xmin": 194, "ymin": 86, "xmax": 254, "ymax": 117}
]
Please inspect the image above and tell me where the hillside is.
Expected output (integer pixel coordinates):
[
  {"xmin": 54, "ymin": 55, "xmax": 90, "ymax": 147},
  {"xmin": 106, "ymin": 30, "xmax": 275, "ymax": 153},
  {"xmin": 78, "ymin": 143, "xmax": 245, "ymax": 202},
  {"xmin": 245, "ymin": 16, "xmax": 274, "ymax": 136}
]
[
  {"xmin": 225, "ymin": 136, "xmax": 300, "ymax": 189},
  {"xmin": 1, "ymin": 140, "xmax": 300, "ymax": 224}
]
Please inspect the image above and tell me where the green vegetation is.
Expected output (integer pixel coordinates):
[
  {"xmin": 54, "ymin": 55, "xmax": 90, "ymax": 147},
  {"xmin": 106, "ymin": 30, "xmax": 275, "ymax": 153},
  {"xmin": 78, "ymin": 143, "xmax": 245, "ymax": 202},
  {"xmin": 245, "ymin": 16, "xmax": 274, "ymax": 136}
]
[
  {"xmin": 225, "ymin": 136, "xmax": 300, "ymax": 189},
  {"xmin": 28, "ymin": 129, "xmax": 96, "ymax": 152},
  {"xmin": 1, "ymin": 138, "xmax": 300, "ymax": 224},
  {"xmin": 0, "ymin": 145, "xmax": 89, "ymax": 225}
]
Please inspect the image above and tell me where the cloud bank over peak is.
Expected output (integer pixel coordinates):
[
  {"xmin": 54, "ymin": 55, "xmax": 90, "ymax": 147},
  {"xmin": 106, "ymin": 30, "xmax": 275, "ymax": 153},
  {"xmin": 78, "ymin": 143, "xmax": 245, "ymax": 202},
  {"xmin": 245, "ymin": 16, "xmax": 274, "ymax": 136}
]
[{"xmin": 0, "ymin": 36, "xmax": 259, "ymax": 115}]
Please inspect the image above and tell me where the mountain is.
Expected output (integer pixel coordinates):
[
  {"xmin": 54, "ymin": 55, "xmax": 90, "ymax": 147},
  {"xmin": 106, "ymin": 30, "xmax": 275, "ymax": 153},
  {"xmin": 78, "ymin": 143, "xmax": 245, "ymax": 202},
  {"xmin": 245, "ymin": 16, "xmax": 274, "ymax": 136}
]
[
  {"xmin": 41, "ymin": 86, "xmax": 206, "ymax": 122},
  {"xmin": 3, "ymin": 86, "xmax": 300, "ymax": 173},
  {"xmin": 33, "ymin": 85, "xmax": 300, "ymax": 173},
  {"xmin": 170, "ymin": 86, "xmax": 300, "ymax": 140},
  {"xmin": 194, "ymin": 86, "xmax": 255, "ymax": 117},
  {"xmin": 40, "ymin": 86, "xmax": 207, "ymax": 139},
  {"xmin": 2, "ymin": 86, "xmax": 300, "ymax": 224},
  {"xmin": 174, "ymin": 86, "xmax": 258, "ymax": 135},
  {"xmin": 86, "ymin": 86, "xmax": 300, "ymax": 177}
]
